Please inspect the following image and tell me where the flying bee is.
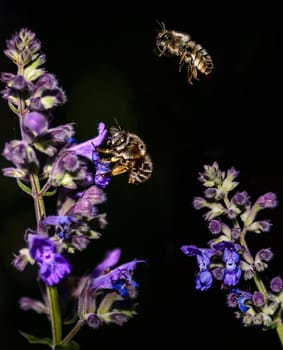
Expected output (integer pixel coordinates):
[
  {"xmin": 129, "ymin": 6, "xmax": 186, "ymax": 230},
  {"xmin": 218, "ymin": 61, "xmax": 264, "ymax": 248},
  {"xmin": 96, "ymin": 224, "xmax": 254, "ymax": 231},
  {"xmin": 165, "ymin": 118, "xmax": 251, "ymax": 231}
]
[
  {"xmin": 155, "ymin": 22, "xmax": 214, "ymax": 85},
  {"xmin": 97, "ymin": 125, "xmax": 153, "ymax": 184}
]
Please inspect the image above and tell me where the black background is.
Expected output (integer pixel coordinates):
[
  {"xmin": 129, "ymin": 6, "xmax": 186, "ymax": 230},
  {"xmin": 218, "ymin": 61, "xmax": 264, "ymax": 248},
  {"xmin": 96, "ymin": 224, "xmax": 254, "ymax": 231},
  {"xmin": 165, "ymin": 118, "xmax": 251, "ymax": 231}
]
[{"xmin": 1, "ymin": 2, "xmax": 283, "ymax": 349}]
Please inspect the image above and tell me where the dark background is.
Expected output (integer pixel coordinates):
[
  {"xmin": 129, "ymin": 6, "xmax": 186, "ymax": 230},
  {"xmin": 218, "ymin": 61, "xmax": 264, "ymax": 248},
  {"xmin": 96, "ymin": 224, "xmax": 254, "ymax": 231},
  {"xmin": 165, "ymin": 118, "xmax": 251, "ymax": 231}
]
[{"xmin": 1, "ymin": 2, "xmax": 283, "ymax": 349}]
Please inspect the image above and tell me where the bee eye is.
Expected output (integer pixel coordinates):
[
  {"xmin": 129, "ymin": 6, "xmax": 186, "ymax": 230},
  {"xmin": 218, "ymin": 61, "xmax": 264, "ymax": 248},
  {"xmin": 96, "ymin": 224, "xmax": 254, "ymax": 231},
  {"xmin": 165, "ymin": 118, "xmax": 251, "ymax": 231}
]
[{"xmin": 161, "ymin": 34, "xmax": 169, "ymax": 41}]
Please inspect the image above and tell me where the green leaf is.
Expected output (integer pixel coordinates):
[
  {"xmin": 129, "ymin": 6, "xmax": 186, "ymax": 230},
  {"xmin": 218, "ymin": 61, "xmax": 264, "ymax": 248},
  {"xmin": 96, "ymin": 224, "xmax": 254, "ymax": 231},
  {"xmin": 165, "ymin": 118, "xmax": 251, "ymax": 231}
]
[
  {"xmin": 19, "ymin": 331, "xmax": 52, "ymax": 346},
  {"xmin": 17, "ymin": 179, "xmax": 32, "ymax": 195},
  {"xmin": 56, "ymin": 341, "xmax": 80, "ymax": 350}
]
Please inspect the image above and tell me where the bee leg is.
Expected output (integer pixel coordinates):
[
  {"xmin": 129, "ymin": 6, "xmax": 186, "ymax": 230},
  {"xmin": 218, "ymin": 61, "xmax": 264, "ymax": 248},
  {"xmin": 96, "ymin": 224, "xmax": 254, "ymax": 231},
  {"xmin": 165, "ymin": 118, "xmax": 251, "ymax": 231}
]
[
  {"xmin": 178, "ymin": 51, "xmax": 186, "ymax": 72},
  {"xmin": 97, "ymin": 147, "xmax": 113, "ymax": 154},
  {"xmin": 98, "ymin": 154, "xmax": 123, "ymax": 165},
  {"xmin": 111, "ymin": 164, "xmax": 130, "ymax": 176},
  {"xmin": 192, "ymin": 65, "xmax": 198, "ymax": 81},
  {"xmin": 187, "ymin": 63, "xmax": 195, "ymax": 85},
  {"xmin": 99, "ymin": 157, "xmax": 112, "ymax": 164},
  {"xmin": 158, "ymin": 47, "xmax": 166, "ymax": 57}
]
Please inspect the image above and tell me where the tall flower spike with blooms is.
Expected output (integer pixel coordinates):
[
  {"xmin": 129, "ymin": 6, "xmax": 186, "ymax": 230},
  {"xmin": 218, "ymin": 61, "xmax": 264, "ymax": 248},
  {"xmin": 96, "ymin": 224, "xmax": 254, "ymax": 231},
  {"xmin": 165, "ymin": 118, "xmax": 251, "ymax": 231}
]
[
  {"xmin": 180, "ymin": 161, "xmax": 283, "ymax": 348},
  {"xmin": 1, "ymin": 28, "xmax": 146, "ymax": 349}
]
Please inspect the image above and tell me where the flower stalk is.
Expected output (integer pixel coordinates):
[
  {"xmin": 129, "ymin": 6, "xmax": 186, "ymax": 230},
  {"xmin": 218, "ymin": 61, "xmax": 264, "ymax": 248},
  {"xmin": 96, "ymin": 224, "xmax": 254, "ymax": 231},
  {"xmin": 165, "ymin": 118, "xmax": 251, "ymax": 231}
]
[
  {"xmin": 1, "ymin": 28, "xmax": 147, "ymax": 349},
  {"xmin": 47, "ymin": 286, "xmax": 62, "ymax": 347},
  {"xmin": 181, "ymin": 162, "xmax": 283, "ymax": 348}
]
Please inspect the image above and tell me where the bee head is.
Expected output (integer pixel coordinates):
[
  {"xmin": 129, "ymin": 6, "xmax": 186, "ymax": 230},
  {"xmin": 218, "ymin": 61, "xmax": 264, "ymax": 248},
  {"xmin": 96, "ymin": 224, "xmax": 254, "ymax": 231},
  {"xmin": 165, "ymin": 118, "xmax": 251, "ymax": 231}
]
[{"xmin": 108, "ymin": 127, "xmax": 129, "ymax": 148}]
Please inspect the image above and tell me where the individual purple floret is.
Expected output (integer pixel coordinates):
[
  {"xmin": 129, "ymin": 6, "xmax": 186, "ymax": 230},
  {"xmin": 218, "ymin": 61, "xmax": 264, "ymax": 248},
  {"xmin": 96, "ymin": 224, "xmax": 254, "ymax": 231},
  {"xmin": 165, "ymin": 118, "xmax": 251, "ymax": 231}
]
[
  {"xmin": 68, "ymin": 122, "xmax": 107, "ymax": 162},
  {"xmin": 28, "ymin": 235, "xmax": 71, "ymax": 286},
  {"xmin": 230, "ymin": 289, "xmax": 252, "ymax": 313},
  {"xmin": 256, "ymin": 192, "xmax": 278, "ymax": 209},
  {"xmin": 91, "ymin": 249, "xmax": 145, "ymax": 298},
  {"xmin": 208, "ymin": 219, "xmax": 222, "ymax": 235},
  {"xmin": 181, "ymin": 245, "xmax": 215, "ymax": 291},
  {"xmin": 213, "ymin": 241, "xmax": 242, "ymax": 286},
  {"xmin": 231, "ymin": 191, "xmax": 249, "ymax": 206},
  {"xmin": 270, "ymin": 276, "xmax": 283, "ymax": 293}
]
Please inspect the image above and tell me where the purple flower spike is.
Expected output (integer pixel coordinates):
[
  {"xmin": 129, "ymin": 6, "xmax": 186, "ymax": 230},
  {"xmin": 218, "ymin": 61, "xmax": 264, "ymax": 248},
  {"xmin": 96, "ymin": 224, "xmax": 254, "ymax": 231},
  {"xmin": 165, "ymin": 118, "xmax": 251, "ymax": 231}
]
[{"xmin": 29, "ymin": 235, "xmax": 71, "ymax": 286}]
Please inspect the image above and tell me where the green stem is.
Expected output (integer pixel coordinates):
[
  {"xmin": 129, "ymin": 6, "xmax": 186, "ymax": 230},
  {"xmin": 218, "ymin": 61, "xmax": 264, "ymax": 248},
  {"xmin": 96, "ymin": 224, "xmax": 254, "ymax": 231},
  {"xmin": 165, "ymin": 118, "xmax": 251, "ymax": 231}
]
[
  {"xmin": 253, "ymin": 272, "xmax": 268, "ymax": 298},
  {"xmin": 16, "ymin": 62, "xmax": 62, "ymax": 348},
  {"xmin": 223, "ymin": 190, "xmax": 283, "ymax": 348},
  {"xmin": 47, "ymin": 286, "xmax": 62, "ymax": 347},
  {"xmin": 30, "ymin": 173, "xmax": 45, "ymax": 225},
  {"xmin": 276, "ymin": 316, "xmax": 283, "ymax": 348},
  {"xmin": 61, "ymin": 321, "xmax": 83, "ymax": 346},
  {"xmin": 30, "ymin": 172, "xmax": 63, "ymax": 347}
]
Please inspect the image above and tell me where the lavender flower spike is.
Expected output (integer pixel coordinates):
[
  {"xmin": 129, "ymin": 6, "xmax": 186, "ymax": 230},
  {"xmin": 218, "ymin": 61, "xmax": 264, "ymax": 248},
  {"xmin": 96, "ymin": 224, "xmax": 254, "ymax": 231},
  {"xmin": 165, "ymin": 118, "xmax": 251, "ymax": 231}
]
[
  {"xmin": 1, "ymin": 27, "xmax": 148, "ymax": 348},
  {"xmin": 180, "ymin": 162, "xmax": 283, "ymax": 347}
]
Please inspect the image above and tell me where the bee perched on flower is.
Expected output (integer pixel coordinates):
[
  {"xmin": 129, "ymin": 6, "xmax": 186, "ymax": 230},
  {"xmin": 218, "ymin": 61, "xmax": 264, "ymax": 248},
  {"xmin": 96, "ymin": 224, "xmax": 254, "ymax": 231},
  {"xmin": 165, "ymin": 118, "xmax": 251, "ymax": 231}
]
[
  {"xmin": 180, "ymin": 161, "xmax": 283, "ymax": 347},
  {"xmin": 97, "ymin": 123, "xmax": 153, "ymax": 184}
]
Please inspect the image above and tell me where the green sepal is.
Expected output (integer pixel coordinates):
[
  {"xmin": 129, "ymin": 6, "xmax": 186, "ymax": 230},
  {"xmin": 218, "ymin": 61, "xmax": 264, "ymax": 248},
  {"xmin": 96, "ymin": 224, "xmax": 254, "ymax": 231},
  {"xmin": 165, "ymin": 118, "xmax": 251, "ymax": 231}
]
[
  {"xmin": 17, "ymin": 179, "xmax": 32, "ymax": 195},
  {"xmin": 56, "ymin": 341, "xmax": 80, "ymax": 350},
  {"xmin": 41, "ymin": 96, "xmax": 59, "ymax": 109},
  {"xmin": 8, "ymin": 101, "xmax": 19, "ymax": 114},
  {"xmin": 19, "ymin": 331, "xmax": 52, "ymax": 346},
  {"xmin": 89, "ymin": 230, "xmax": 101, "ymax": 239},
  {"xmin": 33, "ymin": 141, "xmax": 57, "ymax": 156},
  {"xmin": 97, "ymin": 292, "xmax": 123, "ymax": 316},
  {"xmin": 24, "ymin": 63, "xmax": 45, "ymax": 82},
  {"xmin": 42, "ymin": 188, "xmax": 57, "ymax": 197}
]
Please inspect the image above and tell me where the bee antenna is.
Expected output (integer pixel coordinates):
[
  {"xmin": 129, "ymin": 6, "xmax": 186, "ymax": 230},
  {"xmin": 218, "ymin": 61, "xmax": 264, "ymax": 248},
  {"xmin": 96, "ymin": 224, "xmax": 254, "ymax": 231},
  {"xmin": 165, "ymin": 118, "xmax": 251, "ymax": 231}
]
[
  {"xmin": 156, "ymin": 19, "xmax": 166, "ymax": 31},
  {"xmin": 113, "ymin": 117, "xmax": 121, "ymax": 131}
]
